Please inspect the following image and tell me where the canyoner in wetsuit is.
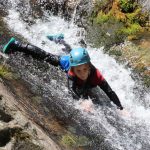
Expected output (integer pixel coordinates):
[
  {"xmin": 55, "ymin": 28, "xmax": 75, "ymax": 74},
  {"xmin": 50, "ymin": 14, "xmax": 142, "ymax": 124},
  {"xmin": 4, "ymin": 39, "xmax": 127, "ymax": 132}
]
[{"xmin": 2, "ymin": 36, "xmax": 123, "ymax": 110}]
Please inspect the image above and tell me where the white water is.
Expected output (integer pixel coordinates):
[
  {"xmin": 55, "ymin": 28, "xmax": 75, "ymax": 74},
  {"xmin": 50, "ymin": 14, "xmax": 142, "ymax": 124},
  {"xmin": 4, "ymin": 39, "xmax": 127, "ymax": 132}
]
[{"xmin": 4, "ymin": 1, "xmax": 150, "ymax": 149}]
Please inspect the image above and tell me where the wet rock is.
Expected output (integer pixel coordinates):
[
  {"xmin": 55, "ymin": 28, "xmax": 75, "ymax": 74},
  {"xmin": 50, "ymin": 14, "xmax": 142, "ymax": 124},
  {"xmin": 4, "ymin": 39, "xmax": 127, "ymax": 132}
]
[
  {"xmin": 0, "ymin": 81, "xmax": 61, "ymax": 150},
  {"xmin": 2, "ymin": 0, "xmax": 78, "ymax": 25},
  {"xmin": 0, "ymin": 109, "xmax": 13, "ymax": 123},
  {"xmin": 73, "ymin": 0, "xmax": 95, "ymax": 27},
  {"xmin": 0, "ymin": 127, "xmax": 22, "ymax": 147}
]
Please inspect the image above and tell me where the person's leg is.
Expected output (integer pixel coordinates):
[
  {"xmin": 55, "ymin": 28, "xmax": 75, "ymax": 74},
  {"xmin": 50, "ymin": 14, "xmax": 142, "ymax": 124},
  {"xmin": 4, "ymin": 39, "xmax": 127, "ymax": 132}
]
[
  {"xmin": 44, "ymin": 53, "xmax": 60, "ymax": 66},
  {"xmin": 19, "ymin": 44, "xmax": 48, "ymax": 59},
  {"xmin": 49, "ymin": 38, "xmax": 72, "ymax": 54},
  {"xmin": 47, "ymin": 34, "xmax": 64, "ymax": 41},
  {"xmin": 3, "ymin": 37, "xmax": 47, "ymax": 58},
  {"xmin": 3, "ymin": 37, "xmax": 60, "ymax": 66},
  {"xmin": 17, "ymin": 43, "xmax": 60, "ymax": 66},
  {"xmin": 3, "ymin": 37, "xmax": 16, "ymax": 54},
  {"xmin": 47, "ymin": 34, "xmax": 72, "ymax": 53},
  {"xmin": 59, "ymin": 40, "xmax": 72, "ymax": 53}
]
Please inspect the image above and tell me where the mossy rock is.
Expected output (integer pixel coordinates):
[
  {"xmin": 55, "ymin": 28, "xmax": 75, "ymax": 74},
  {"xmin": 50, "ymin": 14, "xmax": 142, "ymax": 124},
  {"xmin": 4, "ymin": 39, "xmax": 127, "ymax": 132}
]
[
  {"xmin": 0, "ymin": 63, "xmax": 21, "ymax": 80},
  {"xmin": 109, "ymin": 49, "xmax": 122, "ymax": 56},
  {"xmin": 60, "ymin": 134, "xmax": 90, "ymax": 148},
  {"xmin": 0, "ymin": 64, "xmax": 13, "ymax": 79}
]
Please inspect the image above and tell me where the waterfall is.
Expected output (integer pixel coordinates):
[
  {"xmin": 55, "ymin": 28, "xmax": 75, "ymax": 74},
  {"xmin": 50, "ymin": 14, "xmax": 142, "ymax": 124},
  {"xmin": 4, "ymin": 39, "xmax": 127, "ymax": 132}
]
[{"xmin": 2, "ymin": 0, "xmax": 150, "ymax": 149}]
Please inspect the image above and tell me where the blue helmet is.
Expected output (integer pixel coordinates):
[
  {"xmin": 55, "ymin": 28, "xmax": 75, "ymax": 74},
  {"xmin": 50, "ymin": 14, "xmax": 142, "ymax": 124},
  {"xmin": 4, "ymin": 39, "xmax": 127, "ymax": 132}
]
[{"xmin": 69, "ymin": 48, "xmax": 90, "ymax": 67}]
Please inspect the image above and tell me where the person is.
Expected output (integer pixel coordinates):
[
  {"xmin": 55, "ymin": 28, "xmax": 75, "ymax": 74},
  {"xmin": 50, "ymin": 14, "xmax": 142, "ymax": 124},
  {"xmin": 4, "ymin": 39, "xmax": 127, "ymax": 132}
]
[{"xmin": 2, "ymin": 36, "xmax": 123, "ymax": 110}]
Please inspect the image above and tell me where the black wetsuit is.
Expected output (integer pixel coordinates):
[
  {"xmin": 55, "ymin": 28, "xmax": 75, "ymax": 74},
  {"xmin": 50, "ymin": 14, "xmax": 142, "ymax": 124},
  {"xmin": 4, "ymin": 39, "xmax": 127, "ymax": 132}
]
[
  {"xmin": 7, "ymin": 39, "xmax": 123, "ymax": 110},
  {"xmin": 67, "ymin": 64, "xmax": 123, "ymax": 110}
]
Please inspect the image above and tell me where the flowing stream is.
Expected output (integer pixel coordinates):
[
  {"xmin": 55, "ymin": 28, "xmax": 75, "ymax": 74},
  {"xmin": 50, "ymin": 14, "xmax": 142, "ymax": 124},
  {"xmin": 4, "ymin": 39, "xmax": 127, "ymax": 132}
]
[{"xmin": 2, "ymin": 0, "xmax": 150, "ymax": 149}]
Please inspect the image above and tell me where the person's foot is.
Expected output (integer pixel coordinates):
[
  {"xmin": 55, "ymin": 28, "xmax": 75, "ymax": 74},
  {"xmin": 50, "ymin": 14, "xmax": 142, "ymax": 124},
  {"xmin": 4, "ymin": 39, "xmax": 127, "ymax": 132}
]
[
  {"xmin": 47, "ymin": 33, "xmax": 64, "ymax": 41},
  {"xmin": 3, "ymin": 37, "xmax": 16, "ymax": 54}
]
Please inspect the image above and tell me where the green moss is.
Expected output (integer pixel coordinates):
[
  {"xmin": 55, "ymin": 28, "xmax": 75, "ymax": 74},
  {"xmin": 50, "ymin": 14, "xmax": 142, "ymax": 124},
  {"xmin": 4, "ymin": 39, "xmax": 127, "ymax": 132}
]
[
  {"xmin": 119, "ymin": 0, "xmax": 137, "ymax": 13},
  {"xmin": 126, "ymin": 8, "xmax": 141, "ymax": 24},
  {"xmin": 119, "ymin": 23, "xmax": 142, "ymax": 35},
  {"xmin": 96, "ymin": 11, "xmax": 109, "ymax": 24},
  {"xmin": 0, "ymin": 64, "xmax": 20, "ymax": 80},
  {"xmin": 90, "ymin": 0, "xmax": 149, "ymax": 39},
  {"xmin": 61, "ymin": 134, "xmax": 76, "ymax": 147},
  {"xmin": 0, "ymin": 65, "xmax": 13, "ymax": 79},
  {"xmin": 61, "ymin": 134, "xmax": 89, "ymax": 148},
  {"xmin": 109, "ymin": 49, "xmax": 122, "ymax": 56}
]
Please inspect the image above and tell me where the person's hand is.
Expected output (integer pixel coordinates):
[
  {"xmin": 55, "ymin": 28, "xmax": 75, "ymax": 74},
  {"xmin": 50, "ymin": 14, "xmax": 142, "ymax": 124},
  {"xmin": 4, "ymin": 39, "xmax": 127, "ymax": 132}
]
[
  {"xmin": 80, "ymin": 100, "xmax": 94, "ymax": 112},
  {"xmin": 118, "ymin": 108, "xmax": 131, "ymax": 117}
]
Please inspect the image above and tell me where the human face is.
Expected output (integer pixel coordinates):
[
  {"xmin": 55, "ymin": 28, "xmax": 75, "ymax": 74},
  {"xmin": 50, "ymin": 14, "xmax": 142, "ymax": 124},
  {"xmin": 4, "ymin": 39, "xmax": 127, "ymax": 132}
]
[{"xmin": 73, "ymin": 63, "xmax": 90, "ymax": 81}]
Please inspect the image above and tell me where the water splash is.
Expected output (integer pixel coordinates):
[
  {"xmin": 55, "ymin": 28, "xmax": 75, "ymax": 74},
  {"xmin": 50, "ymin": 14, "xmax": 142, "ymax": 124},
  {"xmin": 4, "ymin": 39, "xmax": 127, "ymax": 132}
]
[{"xmin": 3, "ymin": 0, "xmax": 150, "ymax": 149}]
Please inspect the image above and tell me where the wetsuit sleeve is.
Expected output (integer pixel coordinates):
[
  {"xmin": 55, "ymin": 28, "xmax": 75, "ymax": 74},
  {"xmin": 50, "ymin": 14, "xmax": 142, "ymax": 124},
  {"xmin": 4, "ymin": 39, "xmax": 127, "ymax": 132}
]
[
  {"xmin": 59, "ymin": 40, "xmax": 72, "ymax": 53},
  {"xmin": 99, "ymin": 80, "xmax": 123, "ymax": 110},
  {"xmin": 67, "ymin": 77, "xmax": 80, "ymax": 100},
  {"xmin": 44, "ymin": 53, "xmax": 60, "ymax": 66}
]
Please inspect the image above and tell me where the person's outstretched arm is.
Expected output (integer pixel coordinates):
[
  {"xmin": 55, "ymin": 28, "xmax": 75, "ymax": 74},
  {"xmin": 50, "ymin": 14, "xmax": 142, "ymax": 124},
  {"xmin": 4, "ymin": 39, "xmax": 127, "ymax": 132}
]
[
  {"xmin": 44, "ymin": 53, "xmax": 60, "ymax": 66},
  {"xmin": 59, "ymin": 40, "xmax": 72, "ymax": 53},
  {"xmin": 99, "ymin": 79, "xmax": 123, "ymax": 110}
]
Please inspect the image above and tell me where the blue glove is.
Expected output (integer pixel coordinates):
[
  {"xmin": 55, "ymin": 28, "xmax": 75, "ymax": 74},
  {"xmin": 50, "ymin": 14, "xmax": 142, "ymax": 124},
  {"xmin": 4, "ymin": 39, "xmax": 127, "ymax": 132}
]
[{"xmin": 60, "ymin": 55, "xmax": 70, "ymax": 72}]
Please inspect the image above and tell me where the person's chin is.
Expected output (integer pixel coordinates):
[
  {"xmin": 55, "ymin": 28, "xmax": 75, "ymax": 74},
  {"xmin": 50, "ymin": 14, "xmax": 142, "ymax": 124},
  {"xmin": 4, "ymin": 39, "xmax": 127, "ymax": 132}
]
[{"xmin": 81, "ymin": 77, "xmax": 87, "ymax": 81}]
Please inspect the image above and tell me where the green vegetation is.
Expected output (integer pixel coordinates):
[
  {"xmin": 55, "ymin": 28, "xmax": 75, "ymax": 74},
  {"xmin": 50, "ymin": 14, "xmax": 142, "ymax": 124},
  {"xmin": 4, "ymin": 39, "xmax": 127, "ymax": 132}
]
[
  {"xmin": 118, "ymin": 23, "xmax": 142, "ymax": 35},
  {"xmin": 0, "ymin": 65, "xmax": 13, "ymax": 79},
  {"xmin": 61, "ymin": 134, "xmax": 89, "ymax": 148},
  {"xmin": 109, "ymin": 49, "xmax": 122, "ymax": 56},
  {"xmin": 119, "ymin": 0, "xmax": 136, "ymax": 13},
  {"xmin": 91, "ymin": 0, "xmax": 149, "ymax": 39},
  {"xmin": 90, "ymin": 0, "xmax": 150, "ymax": 87},
  {"xmin": 0, "ymin": 64, "xmax": 20, "ymax": 80},
  {"xmin": 96, "ymin": 11, "xmax": 110, "ymax": 23}
]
